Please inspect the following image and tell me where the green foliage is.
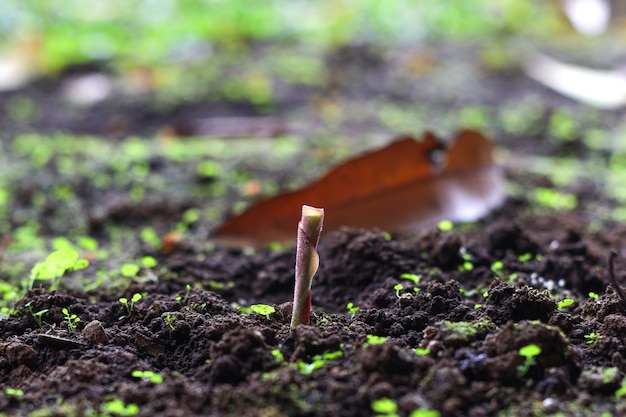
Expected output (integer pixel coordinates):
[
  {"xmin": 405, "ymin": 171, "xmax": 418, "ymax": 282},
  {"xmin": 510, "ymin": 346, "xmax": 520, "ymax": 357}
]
[
  {"xmin": 250, "ymin": 304, "xmax": 275, "ymax": 319},
  {"xmin": 371, "ymin": 397, "xmax": 398, "ymax": 417},
  {"xmin": 365, "ymin": 334, "xmax": 387, "ymax": 346},
  {"xmin": 163, "ymin": 313, "xmax": 177, "ymax": 331},
  {"xmin": 517, "ymin": 344, "xmax": 541, "ymax": 377},
  {"xmin": 346, "ymin": 302, "xmax": 360, "ymax": 317},
  {"xmin": 414, "ymin": 347, "xmax": 431, "ymax": 356},
  {"xmin": 101, "ymin": 398, "xmax": 140, "ymax": 416},
  {"xmin": 120, "ymin": 263, "xmax": 140, "ymax": 278},
  {"xmin": 533, "ymin": 188, "xmax": 578, "ymax": 210},
  {"xmin": 437, "ymin": 219, "xmax": 453, "ymax": 232},
  {"xmin": 29, "ymin": 248, "xmax": 89, "ymax": 290},
  {"xmin": 25, "ymin": 301, "xmax": 48, "ymax": 329},
  {"xmin": 131, "ymin": 370, "xmax": 163, "ymax": 384},
  {"xmin": 557, "ymin": 298, "xmax": 575, "ymax": 310},
  {"xmin": 584, "ymin": 332, "xmax": 600, "ymax": 345},
  {"xmin": 400, "ymin": 273, "xmax": 421, "ymax": 284},
  {"xmin": 62, "ymin": 307, "xmax": 80, "ymax": 331},
  {"xmin": 5, "ymin": 387, "xmax": 24, "ymax": 397},
  {"xmin": 119, "ymin": 293, "xmax": 142, "ymax": 318},
  {"xmin": 297, "ymin": 350, "xmax": 343, "ymax": 375},
  {"xmin": 270, "ymin": 349, "xmax": 284, "ymax": 363}
]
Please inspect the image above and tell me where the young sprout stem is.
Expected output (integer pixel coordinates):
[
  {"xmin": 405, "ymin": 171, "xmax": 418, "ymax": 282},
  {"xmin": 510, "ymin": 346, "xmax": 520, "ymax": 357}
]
[
  {"xmin": 291, "ymin": 205, "xmax": 324, "ymax": 328},
  {"xmin": 607, "ymin": 249, "xmax": 626, "ymax": 307}
]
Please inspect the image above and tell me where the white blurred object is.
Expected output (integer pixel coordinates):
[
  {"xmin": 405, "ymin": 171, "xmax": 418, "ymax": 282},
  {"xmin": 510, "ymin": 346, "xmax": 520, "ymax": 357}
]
[
  {"xmin": 563, "ymin": 0, "xmax": 611, "ymax": 36},
  {"xmin": 61, "ymin": 74, "xmax": 113, "ymax": 105},
  {"xmin": 524, "ymin": 52, "xmax": 626, "ymax": 109}
]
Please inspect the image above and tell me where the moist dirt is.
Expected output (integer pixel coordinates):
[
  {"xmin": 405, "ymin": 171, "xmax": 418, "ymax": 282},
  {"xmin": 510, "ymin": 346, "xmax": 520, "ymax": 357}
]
[{"xmin": 2, "ymin": 42, "xmax": 626, "ymax": 417}]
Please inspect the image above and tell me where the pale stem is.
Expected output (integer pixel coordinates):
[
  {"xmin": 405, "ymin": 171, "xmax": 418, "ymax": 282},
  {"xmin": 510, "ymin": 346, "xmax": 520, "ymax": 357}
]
[{"xmin": 290, "ymin": 205, "xmax": 324, "ymax": 328}]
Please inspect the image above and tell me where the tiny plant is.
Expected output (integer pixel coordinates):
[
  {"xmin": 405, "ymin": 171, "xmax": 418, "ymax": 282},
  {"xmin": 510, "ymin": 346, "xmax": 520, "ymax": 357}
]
[
  {"xmin": 400, "ymin": 273, "xmax": 421, "ymax": 284},
  {"xmin": 102, "ymin": 398, "xmax": 140, "ymax": 416},
  {"xmin": 291, "ymin": 205, "xmax": 324, "ymax": 328},
  {"xmin": 62, "ymin": 307, "xmax": 80, "ymax": 331},
  {"xmin": 393, "ymin": 283, "xmax": 403, "ymax": 298},
  {"xmin": 175, "ymin": 284, "xmax": 192, "ymax": 303},
  {"xmin": 414, "ymin": 347, "xmax": 431, "ymax": 356},
  {"xmin": 365, "ymin": 334, "xmax": 387, "ymax": 346},
  {"xmin": 5, "ymin": 387, "xmax": 24, "ymax": 398},
  {"xmin": 119, "ymin": 293, "xmax": 142, "ymax": 318},
  {"xmin": 297, "ymin": 350, "xmax": 343, "ymax": 375},
  {"xmin": 616, "ymin": 377, "xmax": 626, "ymax": 398},
  {"xmin": 131, "ymin": 369, "xmax": 163, "ymax": 384},
  {"xmin": 163, "ymin": 313, "xmax": 177, "ymax": 331},
  {"xmin": 557, "ymin": 298, "xmax": 574, "ymax": 310},
  {"xmin": 588, "ymin": 291, "xmax": 599, "ymax": 300},
  {"xmin": 29, "ymin": 248, "xmax": 89, "ymax": 290},
  {"xmin": 346, "ymin": 302, "xmax": 360, "ymax": 317},
  {"xmin": 250, "ymin": 304, "xmax": 276, "ymax": 320},
  {"xmin": 371, "ymin": 397, "xmax": 399, "ymax": 417},
  {"xmin": 517, "ymin": 344, "xmax": 541, "ymax": 377},
  {"xmin": 584, "ymin": 332, "xmax": 600, "ymax": 345},
  {"xmin": 271, "ymin": 349, "xmax": 284, "ymax": 363},
  {"xmin": 25, "ymin": 301, "xmax": 48, "ymax": 329}
]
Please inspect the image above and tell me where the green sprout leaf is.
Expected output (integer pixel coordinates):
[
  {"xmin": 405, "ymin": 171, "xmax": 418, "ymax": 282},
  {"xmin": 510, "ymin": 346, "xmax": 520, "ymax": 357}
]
[{"xmin": 250, "ymin": 304, "xmax": 275, "ymax": 319}]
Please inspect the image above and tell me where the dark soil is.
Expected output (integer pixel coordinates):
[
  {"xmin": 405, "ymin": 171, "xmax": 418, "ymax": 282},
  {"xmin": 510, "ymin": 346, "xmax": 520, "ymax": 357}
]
[{"xmin": 2, "ymin": 41, "xmax": 626, "ymax": 417}]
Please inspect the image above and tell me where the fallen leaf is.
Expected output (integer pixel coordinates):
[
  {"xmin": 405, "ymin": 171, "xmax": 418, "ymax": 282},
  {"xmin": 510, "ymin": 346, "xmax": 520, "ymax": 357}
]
[{"xmin": 215, "ymin": 130, "xmax": 504, "ymax": 246}]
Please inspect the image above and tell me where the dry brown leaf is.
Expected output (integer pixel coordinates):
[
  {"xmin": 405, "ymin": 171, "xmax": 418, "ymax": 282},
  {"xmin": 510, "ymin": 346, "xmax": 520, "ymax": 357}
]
[{"xmin": 215, "ymin": 130, "xmax": 504, "ymax": 246}]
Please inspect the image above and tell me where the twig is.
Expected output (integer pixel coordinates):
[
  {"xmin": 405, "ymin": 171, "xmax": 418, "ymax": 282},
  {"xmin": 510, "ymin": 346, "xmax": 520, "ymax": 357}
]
[{"xmin": 607, "ymin": 249, "xmax": 626, "ymax": 307}]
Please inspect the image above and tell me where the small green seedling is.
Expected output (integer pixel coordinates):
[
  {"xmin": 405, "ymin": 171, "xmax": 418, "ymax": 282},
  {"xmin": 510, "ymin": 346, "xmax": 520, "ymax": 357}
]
[
  {"xmin": 102, "ymin": 398, "xmax": 140, "ymax": 416},
  {"xmin": 616, "ymin": 377, "xmax": 626, "ymax": 398},
  {"xmin": 517, "ymin": 344, "xmax": 541, "ymax": 377},
  {"xmin": 119, "ymin": 293, "xmax": 142, "ymax": 319},
  {"xmin": 437, "ymin": 219, "xmax": 453, "ymax": 232},
  {"xmin": 371, "ymin": 397, "xmax": 399, "ymax": 417},
  {"xmin": 584, "ymin": 332, "xmax": 600, "ymax": 345},
  {"xmin": 29, "ymin": 248, "xmax": 89, "ymax": 290},
  {"xmin": 588, "ymin": 292, "xmax": 599, "ymax": 300},
  {"xmin": 120, "ymin": 263, "xmax": 140, "ymax": 278},
  {"xmin": 393, "ymin": 283, "xmax": 404, "ymax": 298},
  {"xmin": 62, "ymin": 307, "xmax": 80, "ymax": 332},
  {"xmin": 25, "ymin": 301, "xmax": 48, "ymax": 329},
  {"xmin": 557, "ymin": 298, "xmax": 575, "ymax": 310},
  {"xmin": 250, "ymin": 304, "xmax": 275, "ymax": 320},
  {"xmin": 163, "ymin": 314, "xmax": 177, "ymax": 331},
  {"xmin": 414, "ymin": 347, "xmax": 431, "ymax": 356},
  {"xmin": 365, "ymin": 334, "xmax": 387, "ymax": 346},
  {"xmin": 400, "ymin": 273, "xmax": 421, "ymax": 284},
  {"xmin": 291, "ymin": 205, "xmax": 324, "ymax": 328},
  {"xmin": 297, "ymin": 350, "xmax": 343, "ymax": 375},
  {"xmin": 175, "ymin": 284, "xmax": 192, "ymax": 303},
  {"xmin": 346, "ymin": 302, "xmax": 360, "ymax": 317},
  {"xmin": 270, "ymin": 349, "xmax": 284, "ymax": 363},
  {"xmin": 131, "ymin": 370, "xmax": 163, "ymax": 384},
  {"xmin": 5, "ymin": 388, "xmax": 24, "ymax": 398}
]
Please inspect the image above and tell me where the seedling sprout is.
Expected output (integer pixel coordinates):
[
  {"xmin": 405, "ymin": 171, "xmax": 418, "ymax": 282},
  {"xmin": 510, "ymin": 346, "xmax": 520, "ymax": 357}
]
[
  {"xmin": 250, "ymin": 304, "xmax": 275, "ymax": 320},
  {"xmin": 62, "ymin": 307, "xmax": 80, "ymax": 331},
  {"xmin": 25, "ymin": 301, "xmax": 48, "ymax": 329},
  {"xmin": 119, "ymin": 293, "xmax": 142, "ymax": 318},
  {"xmin": 290, "ymin": 205, "xmax": 324, "ymax": 328},
  {"xmin": 517, "ymin": 343, "xmax": 541, "ymax": 377}
]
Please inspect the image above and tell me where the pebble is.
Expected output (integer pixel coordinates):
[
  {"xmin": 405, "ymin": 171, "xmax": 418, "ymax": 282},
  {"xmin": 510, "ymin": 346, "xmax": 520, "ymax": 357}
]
[{"xmin": 82, "ymin": 320, "xmax": 109, "ymax": 345}]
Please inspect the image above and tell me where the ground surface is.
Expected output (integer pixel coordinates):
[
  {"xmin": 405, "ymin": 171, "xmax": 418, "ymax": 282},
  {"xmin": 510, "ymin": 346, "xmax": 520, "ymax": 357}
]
[{"xmin": 2, "ymin": 37, "xmax": 626, "ymax": 417}]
